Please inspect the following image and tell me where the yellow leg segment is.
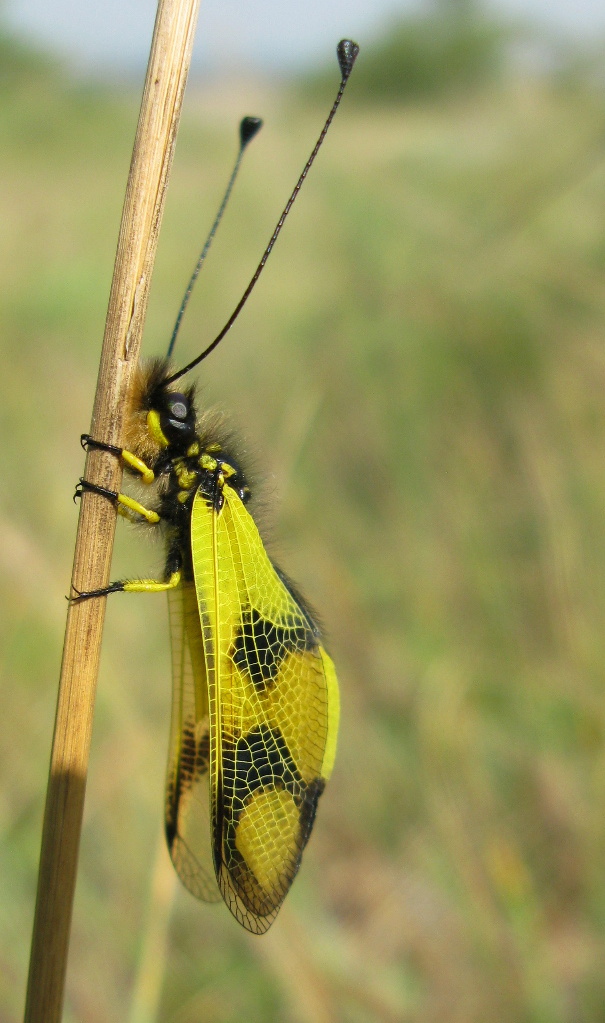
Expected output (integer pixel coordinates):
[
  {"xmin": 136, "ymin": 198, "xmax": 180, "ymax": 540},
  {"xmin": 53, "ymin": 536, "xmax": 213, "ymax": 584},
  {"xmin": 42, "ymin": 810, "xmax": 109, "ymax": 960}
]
[
  {"xmin": 117, "ymin": 493, "xmax": 160, "ymax": 524},
  {"xmin": 121, "ymin": 449, "xmax": 155, "ymax": 484},
  {"xmin": 123, "ymin": 571, "xmax": 181, "ymax": 594}
]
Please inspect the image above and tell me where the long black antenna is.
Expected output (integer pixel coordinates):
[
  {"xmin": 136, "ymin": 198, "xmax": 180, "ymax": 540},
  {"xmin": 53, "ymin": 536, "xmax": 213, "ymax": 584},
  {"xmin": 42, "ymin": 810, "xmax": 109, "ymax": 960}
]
[
  {"xmin": 166, "ymin": 116, "xmax": 263, "ymax": 360},
  {"xmin": 165, "ymin": 39, "xmax": 359, "ymax": 386}
]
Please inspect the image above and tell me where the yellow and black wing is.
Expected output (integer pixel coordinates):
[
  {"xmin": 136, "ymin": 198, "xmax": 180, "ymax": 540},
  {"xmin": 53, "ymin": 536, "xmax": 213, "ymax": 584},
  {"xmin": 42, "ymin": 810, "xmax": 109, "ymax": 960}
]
[
  {"xmin": 190, "ymin": 482, "xmax": 339, "ymax": 934},
  {"xmin": 165, "ymin": 583, "xmax": 221, "ymax": 903}
]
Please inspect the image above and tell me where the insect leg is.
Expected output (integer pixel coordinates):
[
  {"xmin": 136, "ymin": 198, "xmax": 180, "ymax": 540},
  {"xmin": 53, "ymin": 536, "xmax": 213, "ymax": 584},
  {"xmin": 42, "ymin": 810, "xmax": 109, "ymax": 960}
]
[
  {"xmin": 69, "ymin": 514, "xmax": 183, "ymax": 604},
  {"xmin": 71, "ymin": 570, "xmax": 181, "ymax": 604},
  {"xmin": 74, "ymin": 478, "xmax": 160, "ymax": 524},
  {"xmin": 81, "ymin": 434, "xmax": 155, "ymax": 484}
]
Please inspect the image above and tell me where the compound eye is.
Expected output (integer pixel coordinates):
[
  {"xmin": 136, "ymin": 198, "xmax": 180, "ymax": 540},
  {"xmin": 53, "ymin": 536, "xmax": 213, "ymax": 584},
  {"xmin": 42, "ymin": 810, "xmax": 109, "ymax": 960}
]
[{"xmin": 167, "ymin": 392, "xmax": 188, "ymax": 419}]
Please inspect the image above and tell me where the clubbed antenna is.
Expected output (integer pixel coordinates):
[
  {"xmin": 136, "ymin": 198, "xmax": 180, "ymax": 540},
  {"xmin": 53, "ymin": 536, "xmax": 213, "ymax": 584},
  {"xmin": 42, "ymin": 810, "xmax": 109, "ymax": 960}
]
[
  {"xmin": 166, "ymin": 115, "xmax": 263, "ymax": 359},
  {"xmin": 166, "ymin": 39, "xmax": 360, "ymax": 385}
]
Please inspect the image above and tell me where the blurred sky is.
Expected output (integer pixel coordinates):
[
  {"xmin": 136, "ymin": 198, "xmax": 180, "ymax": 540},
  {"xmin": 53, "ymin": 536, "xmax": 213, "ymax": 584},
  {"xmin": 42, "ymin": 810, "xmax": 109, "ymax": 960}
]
[{"xmin": 4, "ymin": 0, "xmax": 605, "ymax": 76}]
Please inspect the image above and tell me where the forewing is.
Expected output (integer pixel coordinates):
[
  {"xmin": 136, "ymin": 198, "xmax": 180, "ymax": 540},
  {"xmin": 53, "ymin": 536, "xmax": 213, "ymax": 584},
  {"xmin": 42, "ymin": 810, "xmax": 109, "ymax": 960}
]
[
  {"xmin": 165, "ymin": 583, "xmax": 221, "ymax": 902},
  {"xmin": 191, "ymin": 485, "xmax": 339, "ymax": 934}
]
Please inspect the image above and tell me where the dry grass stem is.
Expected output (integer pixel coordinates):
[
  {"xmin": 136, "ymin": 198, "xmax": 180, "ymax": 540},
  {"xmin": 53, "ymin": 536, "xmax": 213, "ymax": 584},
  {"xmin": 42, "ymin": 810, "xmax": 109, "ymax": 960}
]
[{"xmin": 23, "ymin": 1, "xmax": 201, "ymax": 1019}]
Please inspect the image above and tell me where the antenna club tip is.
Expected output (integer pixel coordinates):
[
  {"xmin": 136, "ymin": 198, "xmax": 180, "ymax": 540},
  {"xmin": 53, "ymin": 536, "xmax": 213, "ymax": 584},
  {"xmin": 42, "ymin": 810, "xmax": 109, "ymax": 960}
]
[
  {"xmin": 337, "ymin": 39, "xmax": 359, "ymax": 80},
  {"xmin": 240, "ymin": 116, "xmax": 263, "ymax": 148}
]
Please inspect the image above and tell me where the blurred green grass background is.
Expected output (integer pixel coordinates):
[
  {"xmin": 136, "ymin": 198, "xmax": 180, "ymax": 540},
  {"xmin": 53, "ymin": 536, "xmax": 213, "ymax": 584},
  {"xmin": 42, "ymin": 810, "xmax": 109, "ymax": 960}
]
[{"xmin": 3, "ymin": 6, "xmax": 605, "ymax": 1021}]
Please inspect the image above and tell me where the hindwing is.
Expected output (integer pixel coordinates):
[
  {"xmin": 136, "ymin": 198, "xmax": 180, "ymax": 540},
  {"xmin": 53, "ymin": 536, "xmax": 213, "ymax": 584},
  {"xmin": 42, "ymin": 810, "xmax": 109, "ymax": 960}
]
[
  {"xmin": 165, "ymin": 583, "xmax": 221, "ymax": 902},
  {"xmin": 190, "ymin": 483, "xmax": 339, "ymax": 934}
]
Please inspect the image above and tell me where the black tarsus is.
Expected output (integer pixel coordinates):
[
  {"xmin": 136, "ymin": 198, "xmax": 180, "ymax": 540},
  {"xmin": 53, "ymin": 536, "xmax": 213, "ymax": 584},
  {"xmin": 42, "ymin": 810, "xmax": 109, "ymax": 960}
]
[
  {"xmin": 69, "ymin": 580, "xmax": 126, "ymax": 604},
  {"xmin": 81, "ymin": 434, "xmax": 122, "ymax": 456},
  {"xmin": 165, "ymin": 38, "xmax": 360, "ymax": 386},
  {"xmin": 73, "ymin": 478, "xmax": 119, "ymax": 505}
]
